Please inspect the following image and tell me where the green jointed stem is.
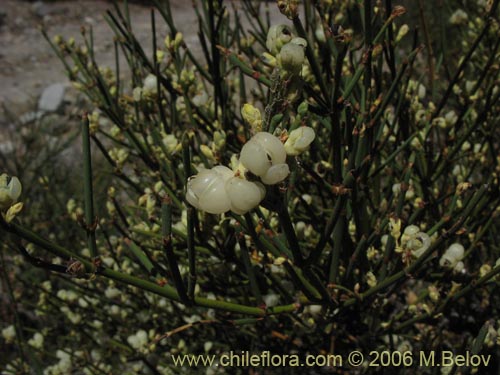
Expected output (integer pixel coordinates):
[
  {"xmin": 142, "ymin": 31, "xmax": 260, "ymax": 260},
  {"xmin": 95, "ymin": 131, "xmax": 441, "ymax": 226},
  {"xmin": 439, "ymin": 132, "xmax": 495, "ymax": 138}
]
[
  {"xmin": 379, "ymin": 153, "xmax": 416, "ymax": 280},
  {"xmin": 0, "ymin": 217, "xmax": 298, "ymax": 317},
  {"xmin": 182, "ymin": 135, "xmax": 196, "ymax": 300},
  {"xmin": 393, "ymin": 264, "xmax": 500, "ymax": 332},
  {"xmin": 221, "ymin": 47, "xmax": 271, "ymax": 87},
  {"xmin": 162, "ymin": 201, "xmax": 190, "ymax": 305},
  {"xmin": 82, "ymin": 115, "xmax": 98, "ymax": 258},
  {"xmin": 328, "ymin": 219, "xmax": 345, "ymax": 284},
  {"xmin": 277, "ymin": 200, "xmax": 304, "ymax": 266},
  {"xmin": 342, "ymin": 184, "xmax": 490, "ymax": 308},
  {"xmin": 342, "ymin": 12, "xmax": 402, "ymax": 101},
  {"xmin": 292, "ymin": 16, "xmax": 329, "ymax": 102},
  {"xmin": 236, "ymin": 224, "xmax": 263, "ymax": 305},
  {"xmin": 125, "ymin": 241, "xmax": 155, "ymax": 274}
]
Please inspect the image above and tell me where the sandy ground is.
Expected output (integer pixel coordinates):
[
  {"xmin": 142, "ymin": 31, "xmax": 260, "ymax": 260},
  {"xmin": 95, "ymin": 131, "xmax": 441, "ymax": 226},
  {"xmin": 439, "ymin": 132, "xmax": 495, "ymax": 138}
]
[
  {"xmin": 0, "ymin": 0, "xmax": 199, "ymax": 109},
  {"xmin": 0, "ymin": 0, "xmax": 287, "ymax": 116}
]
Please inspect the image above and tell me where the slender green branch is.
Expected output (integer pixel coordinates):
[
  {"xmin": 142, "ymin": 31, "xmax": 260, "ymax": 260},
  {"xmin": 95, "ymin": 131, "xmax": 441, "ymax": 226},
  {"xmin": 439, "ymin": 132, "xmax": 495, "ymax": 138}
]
[
  {"xmin": 182, "ymin": 135, "xmax": 196, "ymax": 300},
  {"xmin": 277, "ymin": 199, "xmax": 304, "ymax": 266},
  {"xmin": 292, "ymin": 16, "xmax": 329, "ymax": 102},
  {"xmin": 218, "ymin": 46, "xmax": 271, "ymax": 87},
  {"xmin": 81, "ymin": 115, "xmax": 98, "ymax": 258},
  {"xmin": 162, "ymin": 200, "xmax": 190, "ymax": 305},
  {"xmin": 0, "ymin": 216, "xmax": 298, "ymax": 316},
  {"xmin": 235, "ymin": 224, "xmax": 263, "ymax": 305},
  {"xmin": 342, "ymin": 184, "xmax": 490, "ymax": 308}
]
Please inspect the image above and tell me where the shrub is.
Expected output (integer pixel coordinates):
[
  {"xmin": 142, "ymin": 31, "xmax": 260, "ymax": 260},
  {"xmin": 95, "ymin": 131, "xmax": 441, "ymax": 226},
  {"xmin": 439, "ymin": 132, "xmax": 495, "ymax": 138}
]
[{"xmin": 1, "ymin": 0, "xmax": 500, "ymax": 373}]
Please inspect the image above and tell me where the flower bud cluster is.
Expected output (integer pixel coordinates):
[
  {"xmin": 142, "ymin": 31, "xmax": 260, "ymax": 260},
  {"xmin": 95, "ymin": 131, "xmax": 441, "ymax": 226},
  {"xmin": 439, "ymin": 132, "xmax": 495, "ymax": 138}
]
[
  {"xmin": 164, "ymin": 32, "xmax": 183, "ymax": 50},
  {"xmin": 278, "ymin": 38, "xmax": 307, "ymax": 75},
  {"xmin": 133, "ymin": 74, "xmax": 159, "ymax": 101},
  {"xmin": 186, "ymin": 124, "xmax": 315, "ymax": 215},
  {"xmin": 266, "ymin": 25, "xmax": 294, "ymax": 56},
  {"xmin": 439, "ymin": 243, "xmax": 465, "ymax": 272},
  {"xmin": 284, "ymin": 127, "xmax": 316, "ymax": 156},
  {"xmin": 400, "ymin": 225, "xmax": 431, "ymax": 258},
  {"xmin": 266, "ymin": 24, "xmax": 307, "ymax": 75},
  {"xmin": 186, "ymin": 165, "xmax": 265, "ymax": 215},
  {"xmin": 0, "ymin": 173, "xmax": 21, "ymax": 210},
  {"xmin": 240, "ymin": 132, "xmax": 289, "ymax": 185},
  {"xmin": 277, "ymin": 0, "xmax": 299, "ymax": 19},
  {"xmin": 0, "ymin": 173, "xmax": 23, "ymax": 222}
]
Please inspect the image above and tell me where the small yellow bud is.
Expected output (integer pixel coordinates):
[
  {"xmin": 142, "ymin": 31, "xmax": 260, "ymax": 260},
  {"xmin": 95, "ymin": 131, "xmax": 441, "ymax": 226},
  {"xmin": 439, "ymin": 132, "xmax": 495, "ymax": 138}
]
[
  {"xmin": 277, "ymin": 0, "xmax": 299, "ymax": 19},
  {"xmin": 372, "ymin": 44, "xmax": 383, "ymax": 57},
  {"xmin": 0, "ymin": 174, "xmax": 22, "ymax": 210},
  {"xmin": 389, "ymin": 217, "xmax": 402, "ymax": 239},
  {"xmin": 456, "ymin": 182, "xmax": 472, "ymax": 195},
  {"xmin": 5, "ymin": 202, "xmax": 23, "ymax": 223},
  {"xmin": 367, "ymin": 246, "xmax": 379, "ymax": 261},
  {"xmin": 261, "ymin": 52, "xmax": 277, "ymax": 67},
  {"xmin": 241, "ymin": 104, "xmax": 262, "ymax": 133},
  {"xmin": 213, "ymin": 131, "xmax": 226, "ymax": 151},
  {"xmin": 174, "ymin": 32, "xmax": 183, "ymax": 48},
  {"xmin": 146, "ymin": 195, "xmax": 156, "ymax": 215},
  {"xmin": 396, "ymin": 24, "xmax": 409, "ymax": 42},
  {"xmin": 106, "ymin": 201, "xmax": 116, "ymax": 215},
  {"xmin": 200, "ymin": 145, "xmax": 216, "ymax": 161},
  {"xmin": 164, "ymin": 35, "xmax": 172, "ymax": 49},
  {"xmin": 156, "ymin": 50, "xmax": 165, "ymax": 62},
  {"xmin": 428, "ymin": 285, "xmax": 440, "ymax": 302},
  {"xmin": 366, "ymin": 271, "xmax": 377, "ymax": 288},
  {"xmin": 479, "ymin": 264, "xmax": 492, "ymax": 278},
  {"xmin": 273, "ymin": 257, "xmax": 287, "ymax": 266}
]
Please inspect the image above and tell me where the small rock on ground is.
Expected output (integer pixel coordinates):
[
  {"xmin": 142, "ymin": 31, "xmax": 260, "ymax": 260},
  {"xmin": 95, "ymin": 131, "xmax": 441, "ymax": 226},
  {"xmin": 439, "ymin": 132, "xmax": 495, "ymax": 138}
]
[{"xmin": 38, "ymin": 83, "xmax": 66, "ymax": 113}]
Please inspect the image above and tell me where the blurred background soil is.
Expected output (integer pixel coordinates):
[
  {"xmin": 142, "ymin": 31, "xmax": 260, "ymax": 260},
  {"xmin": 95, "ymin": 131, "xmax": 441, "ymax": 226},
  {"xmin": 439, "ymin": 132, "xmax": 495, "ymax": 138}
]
[
  {"xmin": 0, "ymin": 0, "xmax": 199, "ymax": 114},
  {"xmin": 0, "ymin": 0, "xmax": 286, "ymax": 128}
]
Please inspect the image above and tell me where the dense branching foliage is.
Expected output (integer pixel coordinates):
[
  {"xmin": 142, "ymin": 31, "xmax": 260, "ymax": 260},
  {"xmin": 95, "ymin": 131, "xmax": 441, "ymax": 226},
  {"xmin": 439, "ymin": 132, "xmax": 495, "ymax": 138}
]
[{"xmin": 2, "ymin": 0, "xmax": 500, "ymax": 373}]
